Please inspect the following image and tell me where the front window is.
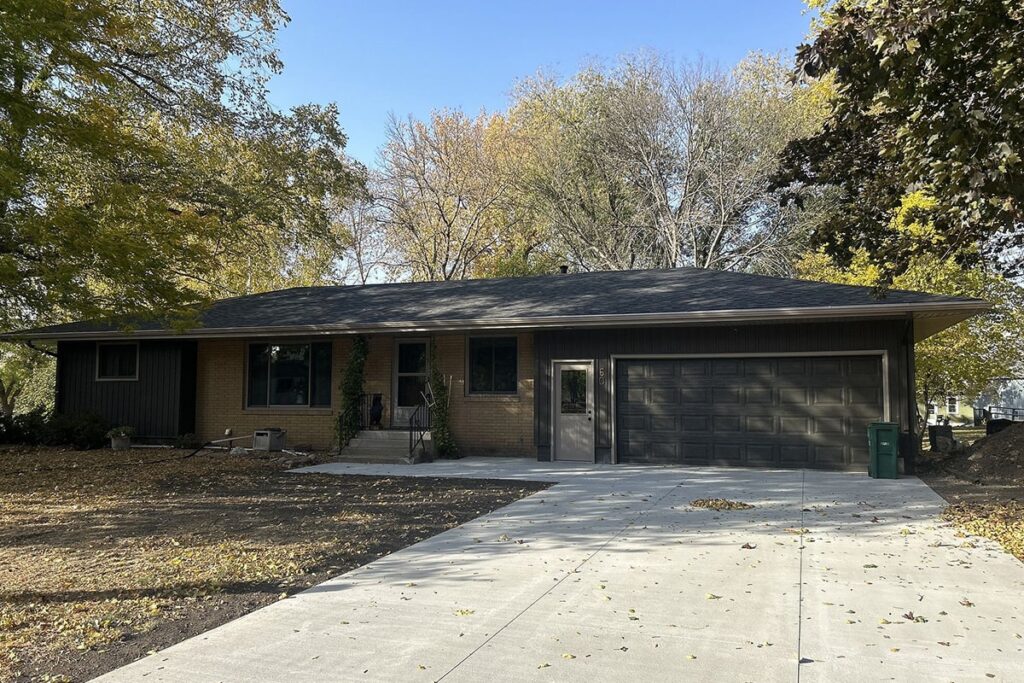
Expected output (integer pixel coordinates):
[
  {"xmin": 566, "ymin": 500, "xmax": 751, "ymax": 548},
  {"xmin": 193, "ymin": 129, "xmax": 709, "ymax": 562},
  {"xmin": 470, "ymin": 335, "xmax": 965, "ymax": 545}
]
[
  {"xmin": 96, "ymin": 343, "xmax": 138, "ymax": 380},
  {"xmin": 468, "ymin": 337, "xmax": 517, "ymax": 394},
  {"xmin": 247, "ymin": 342, "xmax": 332, "ymax": 408},
  {"xmin": 947, "ymin": 395, "xmax": 959, "ymax": 414}
]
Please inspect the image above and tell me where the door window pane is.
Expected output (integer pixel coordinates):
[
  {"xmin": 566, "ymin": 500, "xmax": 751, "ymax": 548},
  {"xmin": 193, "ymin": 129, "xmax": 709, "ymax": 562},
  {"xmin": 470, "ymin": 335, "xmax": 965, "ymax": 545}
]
[
  {"xmin": 398, "ymin": 343, "xmax": 426, "ymax": 374},
  {"xmin": 560, "ymin": 369, "xmax": 587, "ymax": 414},
  {"xmin": 397, "ymin": 376, "xmax": 426, "ymax": 407}
]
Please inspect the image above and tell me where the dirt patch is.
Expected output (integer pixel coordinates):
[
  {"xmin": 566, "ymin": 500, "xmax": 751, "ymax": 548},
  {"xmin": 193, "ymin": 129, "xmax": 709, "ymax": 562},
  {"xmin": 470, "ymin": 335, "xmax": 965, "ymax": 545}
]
[
  {"xmin": 922, "ymin": 422, "xmax": 1024, "ymax": 487},
  {"xmin": 0, "ymin": 447, "xmax": 549, "ymax": 682},
  {"xmin": 919, "ymin": 423, "xmax": 1024, "ymax": 563},
  {"xmin": 689, "ymin": 498, "xmax": 754, "ymax": 511}
]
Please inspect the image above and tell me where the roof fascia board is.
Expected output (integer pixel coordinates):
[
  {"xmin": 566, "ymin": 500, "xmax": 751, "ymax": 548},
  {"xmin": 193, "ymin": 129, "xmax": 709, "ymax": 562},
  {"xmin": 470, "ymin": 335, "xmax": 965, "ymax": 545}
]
[{"xmin": 5, "ymin": 301, "xmax": 991, "ymax": 341}]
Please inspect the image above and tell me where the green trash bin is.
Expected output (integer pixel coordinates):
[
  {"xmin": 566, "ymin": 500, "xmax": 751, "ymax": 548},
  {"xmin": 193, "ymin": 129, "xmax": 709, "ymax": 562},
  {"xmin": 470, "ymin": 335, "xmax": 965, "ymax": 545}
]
[{"xmin": 867, "ymin": 422, "xmax": 900, "ymax": 479}]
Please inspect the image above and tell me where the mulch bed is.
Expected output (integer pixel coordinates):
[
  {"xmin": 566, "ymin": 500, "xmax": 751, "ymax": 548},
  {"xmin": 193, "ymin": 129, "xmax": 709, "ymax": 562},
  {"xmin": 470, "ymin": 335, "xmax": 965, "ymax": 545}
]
[
  {"xmin": 0, "ymin": 447, "xmax": 549, "ymax": 682},
  {"xmin": 919, "ymin": 423, "xmax": 1024, "ymax": 563}
]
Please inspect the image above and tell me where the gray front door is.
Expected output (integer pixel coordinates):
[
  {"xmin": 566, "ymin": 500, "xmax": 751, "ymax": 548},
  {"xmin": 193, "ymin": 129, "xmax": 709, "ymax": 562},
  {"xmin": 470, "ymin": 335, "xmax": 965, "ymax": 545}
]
[
  {"xmin": 393, "ymin": 339, "xmax": 428, "ymax": 426},
  {"xmin": 615, "ymin": 355, "xmax": 885, "ymax": 468},
  {"xmin": 554, "ymin": 361, "xmax": 594, "ymax": 462}
]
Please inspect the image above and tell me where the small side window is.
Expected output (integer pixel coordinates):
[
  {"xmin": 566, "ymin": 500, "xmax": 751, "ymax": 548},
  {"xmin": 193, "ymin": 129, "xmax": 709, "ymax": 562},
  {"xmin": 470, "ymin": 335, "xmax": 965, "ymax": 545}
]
[{"xmin": 97, "ymin": 343, "xmax": 138, "ymax": 381}]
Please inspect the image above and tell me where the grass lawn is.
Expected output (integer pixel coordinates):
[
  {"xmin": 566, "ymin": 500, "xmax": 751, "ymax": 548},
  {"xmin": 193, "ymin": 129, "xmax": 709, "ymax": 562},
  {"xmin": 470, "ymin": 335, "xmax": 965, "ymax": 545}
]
[{"xmin": 0, "ymin": 447, "xmax": 549, "ymax": 682}]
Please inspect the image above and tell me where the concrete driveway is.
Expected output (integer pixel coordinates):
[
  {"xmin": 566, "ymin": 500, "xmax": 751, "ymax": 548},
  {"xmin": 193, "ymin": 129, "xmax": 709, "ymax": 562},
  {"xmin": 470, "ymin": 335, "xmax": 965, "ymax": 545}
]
[{"xmin": 98, "ymin": 459, "xmax": 1023, "ymax": 682}]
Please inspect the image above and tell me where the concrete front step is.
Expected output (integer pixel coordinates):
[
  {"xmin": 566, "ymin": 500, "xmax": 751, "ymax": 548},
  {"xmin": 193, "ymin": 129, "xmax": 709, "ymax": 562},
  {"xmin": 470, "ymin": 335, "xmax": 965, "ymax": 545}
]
[
  {"xmin": 333, "ymin": 452, "xmax": 420, "ymax": 465},
  {"xmin": 337, "ymin": 429, "xmax": 431, "ymax": 465},
  {"xmin": 351, "ymin": 429, "xmax": 431, "ymax": 441}
]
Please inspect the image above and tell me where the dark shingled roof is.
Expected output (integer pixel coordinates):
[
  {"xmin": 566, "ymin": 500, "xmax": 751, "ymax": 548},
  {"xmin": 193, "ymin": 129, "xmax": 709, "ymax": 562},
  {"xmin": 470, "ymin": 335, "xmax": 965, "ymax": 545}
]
[{"xmin": 10, "ymin": 267, "xmax": 988, "ymax": 340}]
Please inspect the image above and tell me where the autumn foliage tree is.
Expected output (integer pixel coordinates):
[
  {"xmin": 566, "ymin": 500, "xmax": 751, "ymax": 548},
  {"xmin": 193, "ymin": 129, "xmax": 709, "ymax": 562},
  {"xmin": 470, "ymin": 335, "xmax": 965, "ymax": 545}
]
[{"xmin": 797, "ymin": 193, "xmax": 1024, "ymax": 419}]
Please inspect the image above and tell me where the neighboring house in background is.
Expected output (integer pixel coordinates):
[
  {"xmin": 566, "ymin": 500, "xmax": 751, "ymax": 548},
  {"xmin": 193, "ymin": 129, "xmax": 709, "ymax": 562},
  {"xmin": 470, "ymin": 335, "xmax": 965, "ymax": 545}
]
[
  {"xmin": 6, "ymin": 268, "xmax": 987, "ymax": 471},
  {"xmin": 922, "ymin": 378, "xmax": 1024, "ymax": 426},
  {"xmin": 974, "ymin": 377, "xmax": 1024, "ymax": 423},
  {"xmin": 924, "ymin": 395, "xmax": 976, "ymax": 426}
]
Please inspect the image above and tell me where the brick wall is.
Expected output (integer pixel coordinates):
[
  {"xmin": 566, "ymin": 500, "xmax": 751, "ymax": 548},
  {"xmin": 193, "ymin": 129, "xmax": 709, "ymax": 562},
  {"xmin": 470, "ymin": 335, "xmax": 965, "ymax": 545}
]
[
  {"xmin": 194, "ymin": 333, "xmax": 535, "ymax": 455},
  {"xmin": 195, "ymin": 338, "xmax": 352, "ymax": 450}
]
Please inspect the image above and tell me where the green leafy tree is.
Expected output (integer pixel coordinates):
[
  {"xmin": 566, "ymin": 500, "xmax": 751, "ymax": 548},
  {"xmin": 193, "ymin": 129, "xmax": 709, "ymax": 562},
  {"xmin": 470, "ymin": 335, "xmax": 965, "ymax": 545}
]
[
  {"xmin": 0, "ymin": 343, "xmax": 54, "ymax": 417},
  {"xmin": 778, "ymin": 0, "xmax": 1024, "ymax": 276},
  {"xmin": 0, "ymin": 0, "xmax": 364, "ymax": 333},
  {"xmin": 797, "ymin": 194, "xmax": 1024, "ymax": 420}
]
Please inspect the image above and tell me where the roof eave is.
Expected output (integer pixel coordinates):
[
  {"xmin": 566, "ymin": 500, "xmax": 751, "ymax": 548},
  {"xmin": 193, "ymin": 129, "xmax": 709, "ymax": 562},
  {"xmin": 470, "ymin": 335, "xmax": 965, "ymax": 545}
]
[{"xmin": 3, "ymin": 301, "xmax": 990, "ymax": 342}]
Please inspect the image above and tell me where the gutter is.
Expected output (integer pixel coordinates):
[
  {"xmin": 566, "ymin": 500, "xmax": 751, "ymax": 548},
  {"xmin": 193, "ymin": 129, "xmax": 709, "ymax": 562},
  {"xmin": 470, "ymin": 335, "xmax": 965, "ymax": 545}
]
[{"xmin": 1, "ymin": 300, "xmax": 991, "ymax": 342}]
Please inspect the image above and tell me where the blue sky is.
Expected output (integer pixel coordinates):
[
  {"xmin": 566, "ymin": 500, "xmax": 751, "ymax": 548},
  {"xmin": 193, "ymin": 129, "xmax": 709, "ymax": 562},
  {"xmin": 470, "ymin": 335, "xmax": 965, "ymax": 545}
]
[{"xmin": 268, "ymin": 1, "xmax": 813, "ymax": 166}]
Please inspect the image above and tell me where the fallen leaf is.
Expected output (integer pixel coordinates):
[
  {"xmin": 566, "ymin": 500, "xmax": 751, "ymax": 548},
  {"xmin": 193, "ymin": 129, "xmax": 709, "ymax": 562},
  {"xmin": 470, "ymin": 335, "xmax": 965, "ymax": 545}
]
[
  {"xmin": 741, "ymin": 542, "xmax": 756, "ymax": 550},
  {"xmin": 706, "ymin": 593, "xmax": 722, "ymax": 600}
]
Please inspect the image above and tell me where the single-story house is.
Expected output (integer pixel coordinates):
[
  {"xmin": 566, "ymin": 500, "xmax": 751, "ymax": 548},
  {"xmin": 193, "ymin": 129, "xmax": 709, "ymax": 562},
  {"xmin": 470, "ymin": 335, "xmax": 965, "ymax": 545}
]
[{"xmin": 9, "ymin": 268, "xmax": 987, "ymax": 471}]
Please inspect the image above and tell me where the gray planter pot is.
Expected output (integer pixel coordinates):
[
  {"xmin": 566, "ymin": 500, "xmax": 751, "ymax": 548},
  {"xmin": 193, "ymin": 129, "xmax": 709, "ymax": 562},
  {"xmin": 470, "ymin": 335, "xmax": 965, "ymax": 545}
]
[{"xmin": 110, "ymin": 435, "xmax": 131, "ymax": 450}]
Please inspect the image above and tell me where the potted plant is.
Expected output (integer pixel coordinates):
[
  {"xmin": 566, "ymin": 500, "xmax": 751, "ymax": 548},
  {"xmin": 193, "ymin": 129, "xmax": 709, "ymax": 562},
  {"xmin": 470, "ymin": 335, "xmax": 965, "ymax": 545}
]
[{"xmin": 107, "ymin": 426, "xmax": 135, "ymax": 450}]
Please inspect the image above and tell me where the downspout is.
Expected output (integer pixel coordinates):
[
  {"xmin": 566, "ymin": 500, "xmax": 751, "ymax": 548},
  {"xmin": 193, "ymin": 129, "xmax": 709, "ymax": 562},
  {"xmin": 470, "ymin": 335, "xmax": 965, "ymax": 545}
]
[{"xmin": 902, "ymin": 316, "xmax": 917, "ymax": 475}]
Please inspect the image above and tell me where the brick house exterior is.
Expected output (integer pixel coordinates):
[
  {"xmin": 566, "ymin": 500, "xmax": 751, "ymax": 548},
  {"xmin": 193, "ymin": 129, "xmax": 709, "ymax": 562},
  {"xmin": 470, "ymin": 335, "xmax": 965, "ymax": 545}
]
[
  {"xmin": 19, "ymin": 268, "xmax": 987, "ymax": 470},
  {"xmin": 192, "ymin": 333, "xmax": 535, "ymax": 454}
]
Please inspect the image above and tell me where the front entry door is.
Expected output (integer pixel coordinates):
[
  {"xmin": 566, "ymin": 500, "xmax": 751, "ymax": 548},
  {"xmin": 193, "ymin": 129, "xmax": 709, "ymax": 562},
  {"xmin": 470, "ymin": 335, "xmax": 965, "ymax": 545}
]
[
  {"xmin": 393, "ymin": 340, "xmax": 428, "ymax": 426},
  {"xmin": 554, "ymin": 361, "xmax": 594, "ymax": 461}
]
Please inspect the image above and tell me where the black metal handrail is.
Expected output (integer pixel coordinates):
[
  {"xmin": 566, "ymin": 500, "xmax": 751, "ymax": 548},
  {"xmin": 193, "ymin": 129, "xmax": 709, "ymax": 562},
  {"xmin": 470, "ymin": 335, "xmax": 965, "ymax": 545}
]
[
  {"xmin": 409, "ymin": 403, "xmax": 429, "ymax": 456},
  {"xmin": 988, "ymin": 405, "xmax": 1024, "ymax": 422},
  {"xmin": 338, "ymin": 393, "xmax": 374, "ymax": 451}
]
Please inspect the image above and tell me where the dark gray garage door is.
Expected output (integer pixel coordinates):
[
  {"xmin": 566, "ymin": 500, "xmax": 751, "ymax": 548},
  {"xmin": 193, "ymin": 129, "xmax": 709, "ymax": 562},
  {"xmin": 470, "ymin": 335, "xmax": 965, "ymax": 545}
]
[{"xmin": 615, "ymin": 356, "xmax": 885, "ymax": 468}]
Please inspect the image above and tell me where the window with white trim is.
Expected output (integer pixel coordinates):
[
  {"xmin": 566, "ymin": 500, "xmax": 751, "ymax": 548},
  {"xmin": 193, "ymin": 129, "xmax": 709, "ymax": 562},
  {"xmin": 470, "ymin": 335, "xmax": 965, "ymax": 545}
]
[
  {"xmin": 947, "ymin": 395, "xmax": 959, "ymax": 414},
  {"xmin": 96, "ymin": 343, "xmax": 138, "ymax": 381}
]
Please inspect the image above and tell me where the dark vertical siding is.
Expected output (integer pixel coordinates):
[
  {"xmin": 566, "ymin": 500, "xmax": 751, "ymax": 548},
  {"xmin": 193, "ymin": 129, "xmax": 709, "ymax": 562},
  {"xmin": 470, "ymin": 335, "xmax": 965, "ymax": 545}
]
[
  {"xmin": 57, "ymin": 340, "xmax": 197, "ymax": 440},
  {"xmin": 534, "ymin": 319, "xmax": 912, "ymax": 463}
]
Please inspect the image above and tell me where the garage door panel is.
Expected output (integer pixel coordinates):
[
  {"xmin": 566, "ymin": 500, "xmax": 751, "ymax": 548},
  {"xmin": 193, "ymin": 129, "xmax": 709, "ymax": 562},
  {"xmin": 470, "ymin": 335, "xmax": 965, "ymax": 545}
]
[
  {"xmin": 713, "ymin": 415, "xmax": 742, "ymax": 433},
  {"xmin": 745, "ymin": 386, "xmax": 773, "ymax": 404},
  {"xmin": 811, "ymin": 358, "xmax": 843, "ymax": 375},
  {"xmin": 813, "ymin": 386, "xmax": 844, "ymax": 405},
  {"xmin": 814, "ymin": 417, "xmax": 845, "ymax": 435},
  {"xmin": 780, "ymin": 444, "xmax": 811, "ymax": 464},
  {"xmin": 747, "ymin": 444, "xmax": 777, "ymax": 465},
  {"xmin": 681, "ymin": 415, "xmax": 709, "ymax": 432},
  {"xmin": 616, "ymin": 355, "xmax": 884, "ymax": 468},
  {"xmin": 813, "ymin": 445, "xmax": 845, "ymax": 466},
  {"xmin": 712, "ymin": 443, "xmax": 742, "ymax": 462},
  {"xmin": 712, "ymin": 386, "xmax": 742, "ymax": 403},
  {"xmin": 779, "ymin": 387, "xmax": 811, "ymax": 405},
  {"xmin": 746, "ymin": 415, "xmax": 775, "ymax": 433}
]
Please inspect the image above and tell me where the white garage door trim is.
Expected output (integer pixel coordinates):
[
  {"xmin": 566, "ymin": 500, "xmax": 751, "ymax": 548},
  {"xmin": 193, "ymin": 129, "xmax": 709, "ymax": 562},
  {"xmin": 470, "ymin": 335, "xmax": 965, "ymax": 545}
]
[{"xmin": 609, "ymin": 351, "xmax": 891, "ymax": 465}]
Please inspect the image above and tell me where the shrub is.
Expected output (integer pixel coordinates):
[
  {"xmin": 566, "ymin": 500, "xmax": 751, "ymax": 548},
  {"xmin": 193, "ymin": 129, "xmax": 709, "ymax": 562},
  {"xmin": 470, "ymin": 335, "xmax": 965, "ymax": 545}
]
[
  {"xmin": 428, "ymin": 339, "xmax": 457, "ymax": 458},
  {"xmin": 44, "ymin": 412, "xmax": 110, "ymax": 450},
  {"xmin": 337, "ymin": 335, "xmax": 368, "ymax": 449},
  {"xmin": 0, "ymin": 406, "xmax": 51, "ymax": 445}
]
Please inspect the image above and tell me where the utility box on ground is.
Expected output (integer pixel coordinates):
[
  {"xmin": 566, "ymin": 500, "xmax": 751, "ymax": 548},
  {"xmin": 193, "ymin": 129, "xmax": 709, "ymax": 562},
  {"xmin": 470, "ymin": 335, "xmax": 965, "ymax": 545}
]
[{"xmin": 253, "ymin": 428, "xmax": 286, "ymax": 452}]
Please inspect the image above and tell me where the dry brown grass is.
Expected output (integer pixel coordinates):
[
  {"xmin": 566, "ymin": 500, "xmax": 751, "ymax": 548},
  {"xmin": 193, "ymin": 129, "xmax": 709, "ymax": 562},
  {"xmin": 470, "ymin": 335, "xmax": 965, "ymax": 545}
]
[
  {"xmin": 943, "ymin": 501, "xmax": 1024, "ymax": 561},
  {"xmin": 0, "ymin": 447, "xmax": 547, "ymax": 682}
]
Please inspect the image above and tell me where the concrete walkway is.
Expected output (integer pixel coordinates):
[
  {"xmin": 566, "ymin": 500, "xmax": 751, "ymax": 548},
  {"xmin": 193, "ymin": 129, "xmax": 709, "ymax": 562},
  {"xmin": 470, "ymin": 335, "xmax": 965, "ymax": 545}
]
[{"xmin": 98, "ymin": 459, "xmax": 1024, "ymax": 682}]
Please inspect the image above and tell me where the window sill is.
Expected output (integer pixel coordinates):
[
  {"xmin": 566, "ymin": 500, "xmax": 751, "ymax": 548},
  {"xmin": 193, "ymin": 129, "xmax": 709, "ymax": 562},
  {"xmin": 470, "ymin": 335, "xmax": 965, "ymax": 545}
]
[
  {"xmin": 243, "ymin": 407, "xmax": 334, "ymax": 415},
  {"xmin": 464, "ymin": 393, "xmax": 521, "ymax": 402}
]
